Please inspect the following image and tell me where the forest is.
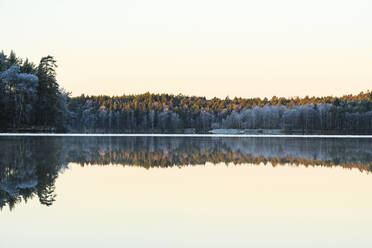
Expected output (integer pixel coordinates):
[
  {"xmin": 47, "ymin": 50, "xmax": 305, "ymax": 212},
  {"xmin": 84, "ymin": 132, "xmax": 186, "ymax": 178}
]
[{"xmin": 1, "ymin": 51, "xmax": 372, "ymax": 134}]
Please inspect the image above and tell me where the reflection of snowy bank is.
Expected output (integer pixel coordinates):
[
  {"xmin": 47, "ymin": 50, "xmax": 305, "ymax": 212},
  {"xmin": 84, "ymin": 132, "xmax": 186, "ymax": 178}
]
[
  {"xmin": 209, "ymin": 129, "xmax": 245, "ymax": 134},
  {"xmin": 209, "ymin": 129, "xmax": 285, "ymax": 135},
  {"xmin": 0, "ymin": 178, "xmax": 38, "ymax": 196}
]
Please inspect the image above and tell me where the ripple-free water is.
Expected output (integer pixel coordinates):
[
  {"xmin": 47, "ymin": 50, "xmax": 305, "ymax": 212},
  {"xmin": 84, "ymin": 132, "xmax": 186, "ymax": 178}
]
[{"xmin": 1, "ymin": 136, "xmax": 372, "ymax": 248}]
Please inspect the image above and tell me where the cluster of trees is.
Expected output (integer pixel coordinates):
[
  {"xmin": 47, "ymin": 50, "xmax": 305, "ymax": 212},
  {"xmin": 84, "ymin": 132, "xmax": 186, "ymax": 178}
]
[
  {"xmin": 0, "ymin": 51, "xmax": 70, "ymax": 131},
  {"xmin": 1, "ymin": 51, "xmax": 372, "ymax": 133},
  {"xmin": 2, "ymin": 136, "xmax": 372, "ymax": 210},
  {"xmin": 219, "ymin": 104, "xmax": 372, "ymax": 133},
  {"xmin": 70, "ymin": 93, "xmax": 372, "ymax": 133}
]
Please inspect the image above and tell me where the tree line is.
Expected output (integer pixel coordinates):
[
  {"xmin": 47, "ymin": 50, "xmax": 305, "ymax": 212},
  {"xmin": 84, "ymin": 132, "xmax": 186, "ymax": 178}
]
[
  {"xmin": 68, "ymin": 91, "xmax": 372, "ymax": 134},
  {"xmin": 1, "ymin": 51, "xmax": 372, "ymax": 133}
]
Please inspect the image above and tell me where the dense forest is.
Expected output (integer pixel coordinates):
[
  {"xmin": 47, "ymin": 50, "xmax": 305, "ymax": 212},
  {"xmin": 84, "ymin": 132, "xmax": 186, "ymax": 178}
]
[
  {"xmin": 0, "ymin": 51, "xmax": 69, "ymax": 132},
  {"xmin": 1, "ymin": 51, "xmax": 372, "ymax": 134},
  {"xmin": 2, "ymin": 136, "xmax": 372, "ymax": 210}
]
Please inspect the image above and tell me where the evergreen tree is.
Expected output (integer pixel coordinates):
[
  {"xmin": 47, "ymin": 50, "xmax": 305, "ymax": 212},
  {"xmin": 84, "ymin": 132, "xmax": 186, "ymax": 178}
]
[{"xmin": 35, "ymin": 56, "xmax": 59, "ymax": 126}]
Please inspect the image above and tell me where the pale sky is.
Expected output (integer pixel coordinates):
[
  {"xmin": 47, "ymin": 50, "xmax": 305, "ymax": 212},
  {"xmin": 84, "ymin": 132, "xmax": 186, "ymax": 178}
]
[{"xmin": 1, "ymin": 0, "xmax": 371, "ymax": 98}]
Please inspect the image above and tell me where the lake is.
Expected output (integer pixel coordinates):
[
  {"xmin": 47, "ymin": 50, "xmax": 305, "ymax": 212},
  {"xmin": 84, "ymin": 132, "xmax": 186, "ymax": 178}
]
[{"xmin": 1, "ymin": 135, "xmax": 372, "ymax": 247}]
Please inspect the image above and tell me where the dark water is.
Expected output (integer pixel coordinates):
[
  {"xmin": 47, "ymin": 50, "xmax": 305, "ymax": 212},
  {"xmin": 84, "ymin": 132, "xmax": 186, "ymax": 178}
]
[{"xmin": 1, "ymin": 136, "xmax": 372, "ymax": 247}]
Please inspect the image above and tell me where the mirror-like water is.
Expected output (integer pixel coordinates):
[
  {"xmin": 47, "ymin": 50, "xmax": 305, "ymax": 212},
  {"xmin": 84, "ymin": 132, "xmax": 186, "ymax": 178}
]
[{"xmin": 1, "ymin": 136, "xmax": 372, "ymax": 247}]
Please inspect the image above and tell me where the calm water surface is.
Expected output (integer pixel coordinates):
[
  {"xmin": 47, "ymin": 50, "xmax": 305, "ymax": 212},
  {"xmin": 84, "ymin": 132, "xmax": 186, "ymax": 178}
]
[{"xmin": 1, "ymin": 136, "xmax": 372, "ymax": 247}]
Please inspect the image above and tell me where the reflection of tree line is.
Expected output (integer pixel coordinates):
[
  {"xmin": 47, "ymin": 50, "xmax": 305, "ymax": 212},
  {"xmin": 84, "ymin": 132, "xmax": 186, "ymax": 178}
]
[
  {"xmin": 70, "ymin": 137, "xmax": 372, "ymax": 171},
  {"xmin": 0, "ymin": 137, "xmax": 67, "ymax": 211},
  {"xmin": 1, "ymin": 137, "xmax": 372, "ymax": 210}
]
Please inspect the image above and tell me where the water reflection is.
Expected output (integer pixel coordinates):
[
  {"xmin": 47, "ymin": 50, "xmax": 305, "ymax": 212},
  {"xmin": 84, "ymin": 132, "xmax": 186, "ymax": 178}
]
[{"xmin": 1, "ymin": 136, "xmax": 372, "ymax": 210}]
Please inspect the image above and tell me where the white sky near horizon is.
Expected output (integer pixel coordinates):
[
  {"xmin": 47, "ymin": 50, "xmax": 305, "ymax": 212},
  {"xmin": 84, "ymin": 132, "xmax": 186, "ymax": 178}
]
[{"xmin": 1, "ymin": 0, "xmax": 372, "ymax": 98}]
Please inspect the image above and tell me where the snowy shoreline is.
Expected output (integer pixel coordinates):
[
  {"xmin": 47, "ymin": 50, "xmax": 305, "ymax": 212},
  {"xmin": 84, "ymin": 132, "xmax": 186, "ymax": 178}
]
[{"xmin": 1, "ymin": 133, "xmax": 372, "ymax": 138}]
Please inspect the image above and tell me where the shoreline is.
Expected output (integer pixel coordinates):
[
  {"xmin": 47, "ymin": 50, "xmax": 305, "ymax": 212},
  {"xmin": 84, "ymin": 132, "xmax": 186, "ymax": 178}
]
[{"xmin": 1, "ymin": 133, "xmax": 372, "ymax": 138}]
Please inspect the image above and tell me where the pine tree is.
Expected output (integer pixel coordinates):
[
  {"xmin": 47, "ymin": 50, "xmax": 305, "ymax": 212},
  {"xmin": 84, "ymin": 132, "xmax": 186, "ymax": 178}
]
[{"xmin": 35, "ymin": 56, "xmax": 59, "ymax": 127}]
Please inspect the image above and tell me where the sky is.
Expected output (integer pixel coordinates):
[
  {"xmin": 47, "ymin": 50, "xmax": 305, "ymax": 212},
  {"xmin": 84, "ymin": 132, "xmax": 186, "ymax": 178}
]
[{"xmin": 1, "ymin": 0, "xmax": 372, "ymax": 98}]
